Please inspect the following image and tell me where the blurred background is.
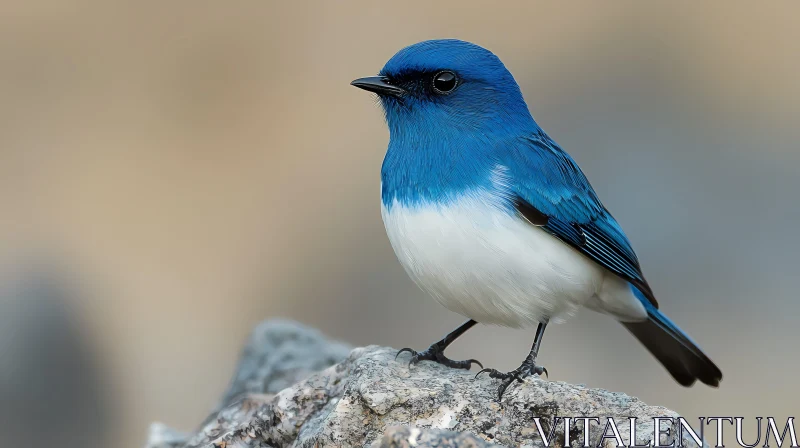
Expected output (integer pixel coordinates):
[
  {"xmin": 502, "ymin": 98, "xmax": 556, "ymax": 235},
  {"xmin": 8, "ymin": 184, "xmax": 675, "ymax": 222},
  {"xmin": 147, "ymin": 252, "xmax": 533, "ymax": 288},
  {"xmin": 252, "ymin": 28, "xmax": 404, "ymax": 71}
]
[{"xmin": 1, "ymin": 2, "xmax": 798, "ymax": 447}]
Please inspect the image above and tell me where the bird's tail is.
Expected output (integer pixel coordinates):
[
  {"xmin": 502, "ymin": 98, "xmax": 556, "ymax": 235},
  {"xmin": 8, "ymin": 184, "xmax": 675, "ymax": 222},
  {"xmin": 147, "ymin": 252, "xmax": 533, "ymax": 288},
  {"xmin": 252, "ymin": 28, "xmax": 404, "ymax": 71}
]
[{"xmin": 622, "ymin": 287, "xmax": 722, "ymax": 387}]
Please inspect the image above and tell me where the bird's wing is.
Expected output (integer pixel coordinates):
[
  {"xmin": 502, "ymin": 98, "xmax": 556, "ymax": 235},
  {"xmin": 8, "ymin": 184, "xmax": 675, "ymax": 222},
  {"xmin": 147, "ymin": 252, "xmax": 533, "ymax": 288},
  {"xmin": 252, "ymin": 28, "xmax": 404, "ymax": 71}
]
[{"xmin": 501, "ymin": 133, "xmax": 658, "ymax": 307}]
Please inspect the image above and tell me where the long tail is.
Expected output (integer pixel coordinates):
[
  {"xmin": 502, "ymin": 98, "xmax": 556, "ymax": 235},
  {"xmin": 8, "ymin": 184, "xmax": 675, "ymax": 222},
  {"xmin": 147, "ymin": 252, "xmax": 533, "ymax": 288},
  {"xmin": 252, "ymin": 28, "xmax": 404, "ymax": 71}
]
[{"xmin": 622, "ymin": 288, "xmax": 722, "ymax": 387}]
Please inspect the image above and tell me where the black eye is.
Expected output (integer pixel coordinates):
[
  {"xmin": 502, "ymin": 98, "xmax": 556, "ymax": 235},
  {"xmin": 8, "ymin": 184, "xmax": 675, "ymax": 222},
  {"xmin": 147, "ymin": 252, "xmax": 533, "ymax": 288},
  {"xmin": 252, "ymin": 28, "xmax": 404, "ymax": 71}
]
[{"xmin": 432, "ymin": 71, "xmax": 458, "ymax": 94}]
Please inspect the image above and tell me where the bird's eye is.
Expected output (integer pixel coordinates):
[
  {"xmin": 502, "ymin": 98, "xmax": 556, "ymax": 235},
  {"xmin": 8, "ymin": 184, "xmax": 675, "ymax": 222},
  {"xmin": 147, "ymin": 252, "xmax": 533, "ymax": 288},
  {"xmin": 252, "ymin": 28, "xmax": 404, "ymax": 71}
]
[{"xmin": 432, "ymin": 71, "xmax": 458, "ymax": 94}]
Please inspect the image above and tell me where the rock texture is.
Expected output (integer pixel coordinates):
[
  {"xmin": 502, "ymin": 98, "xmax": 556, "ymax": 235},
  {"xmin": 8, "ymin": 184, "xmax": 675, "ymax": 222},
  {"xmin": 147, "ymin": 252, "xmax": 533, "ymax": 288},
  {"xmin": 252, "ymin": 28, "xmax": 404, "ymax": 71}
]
[
  {"xmin": 146, "ymin": 320, "xmax": 700, "ymax": 448},
  {"xmin": 212, "ymin": 319, "xmax": 352, "ymax": 416}
]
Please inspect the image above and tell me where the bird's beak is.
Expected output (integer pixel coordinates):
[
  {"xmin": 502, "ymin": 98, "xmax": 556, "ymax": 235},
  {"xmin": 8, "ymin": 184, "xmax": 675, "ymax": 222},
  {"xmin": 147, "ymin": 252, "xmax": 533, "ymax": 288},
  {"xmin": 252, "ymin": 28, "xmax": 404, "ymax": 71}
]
[{"xmin": 350, "ymin": 76, "xmax": 406, "ymax": 98}]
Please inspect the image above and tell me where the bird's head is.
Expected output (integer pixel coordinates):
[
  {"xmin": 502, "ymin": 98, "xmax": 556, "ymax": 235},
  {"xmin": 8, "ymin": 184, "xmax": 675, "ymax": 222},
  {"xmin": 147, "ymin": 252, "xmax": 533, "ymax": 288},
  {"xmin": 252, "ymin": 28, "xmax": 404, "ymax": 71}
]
[{"xmin": 352, "ymin": 39, "xmax": 538, "ymax": 141}]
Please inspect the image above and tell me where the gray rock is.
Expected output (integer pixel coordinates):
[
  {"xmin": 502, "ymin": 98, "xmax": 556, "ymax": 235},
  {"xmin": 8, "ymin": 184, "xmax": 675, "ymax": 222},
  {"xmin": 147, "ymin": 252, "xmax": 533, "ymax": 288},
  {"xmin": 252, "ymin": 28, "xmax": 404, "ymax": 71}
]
[
  {"xmin": 379, "ymin": 426, "xmax": 494, "ymax": 447},
  {"xmin": 146, "ymin": 423, "xmax": 189, "ymax": 448},
  {"xmin": 146, "ymin": 320, "xmax": 702, "ymax": 448},
  {"xmin": 215, "ymin": 319, "xmax": 352, "ymax": 411}
]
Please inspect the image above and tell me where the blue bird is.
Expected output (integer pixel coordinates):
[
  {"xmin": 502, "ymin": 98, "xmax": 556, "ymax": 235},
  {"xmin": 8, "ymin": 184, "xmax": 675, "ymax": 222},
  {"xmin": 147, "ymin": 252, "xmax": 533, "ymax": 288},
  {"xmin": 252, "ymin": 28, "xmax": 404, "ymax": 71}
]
[{"xmin": 351, "ymin": 39, "xmax": 722, "ymax": 400}]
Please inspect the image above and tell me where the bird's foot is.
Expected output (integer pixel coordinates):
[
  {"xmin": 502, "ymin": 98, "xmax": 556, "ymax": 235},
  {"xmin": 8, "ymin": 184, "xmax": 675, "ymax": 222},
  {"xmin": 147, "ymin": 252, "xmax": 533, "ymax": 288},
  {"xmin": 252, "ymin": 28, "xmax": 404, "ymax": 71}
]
[
  {"xmin": 475, "ymin": 362, "xmax": 548, "ymax": 401},
  {"xmin": 395, "ymin": 345, "xmax": 482, "ymax": 370}
]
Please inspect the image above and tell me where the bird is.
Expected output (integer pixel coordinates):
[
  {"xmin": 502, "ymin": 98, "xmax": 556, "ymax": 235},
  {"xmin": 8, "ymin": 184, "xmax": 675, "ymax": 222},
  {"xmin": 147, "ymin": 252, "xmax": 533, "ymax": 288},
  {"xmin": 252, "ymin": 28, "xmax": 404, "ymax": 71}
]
[{"xmin": 351, "ymin": 39, "xmax": 722, "ymax": 400}]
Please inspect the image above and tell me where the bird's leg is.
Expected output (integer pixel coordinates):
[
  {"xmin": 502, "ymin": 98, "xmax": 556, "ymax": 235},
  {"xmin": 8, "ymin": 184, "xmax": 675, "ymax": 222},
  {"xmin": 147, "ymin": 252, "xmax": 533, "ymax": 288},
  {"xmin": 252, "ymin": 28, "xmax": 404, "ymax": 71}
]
[
  {"xmin": 476, "ymin": 321, "xmax": 548, "ymax": 401},
  {"xmin": 396, "ymin": 319, "xmax": 482, "ymax": 370}
]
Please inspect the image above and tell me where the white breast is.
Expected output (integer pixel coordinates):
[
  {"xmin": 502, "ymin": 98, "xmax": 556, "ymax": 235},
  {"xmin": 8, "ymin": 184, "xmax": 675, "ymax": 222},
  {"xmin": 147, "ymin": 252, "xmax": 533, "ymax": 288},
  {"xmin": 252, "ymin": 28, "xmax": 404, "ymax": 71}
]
[{"xmin": 382, "ymin": 190, "xmax": 613, "ymax": 328}]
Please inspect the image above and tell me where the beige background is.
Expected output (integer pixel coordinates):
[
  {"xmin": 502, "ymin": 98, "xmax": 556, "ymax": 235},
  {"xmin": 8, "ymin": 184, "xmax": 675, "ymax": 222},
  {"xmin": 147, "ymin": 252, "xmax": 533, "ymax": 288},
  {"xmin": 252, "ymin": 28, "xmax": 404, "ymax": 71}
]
[{"xmin": 1, "ymin": 2, "xmax": 798, "ymax": 447}]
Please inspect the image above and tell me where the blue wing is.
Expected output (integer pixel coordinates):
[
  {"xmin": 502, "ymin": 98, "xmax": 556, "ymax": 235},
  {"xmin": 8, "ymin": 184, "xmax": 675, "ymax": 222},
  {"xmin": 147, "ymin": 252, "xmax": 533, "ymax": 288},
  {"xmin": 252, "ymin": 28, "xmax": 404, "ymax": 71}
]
[{"xmin": 502, "ymin": 132, "xmax": 658, "ymax": 307}]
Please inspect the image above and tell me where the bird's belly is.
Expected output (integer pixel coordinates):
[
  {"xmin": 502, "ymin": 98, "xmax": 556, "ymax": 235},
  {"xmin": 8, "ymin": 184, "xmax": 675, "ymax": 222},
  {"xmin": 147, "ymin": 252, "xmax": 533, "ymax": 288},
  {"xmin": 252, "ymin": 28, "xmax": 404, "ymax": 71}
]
[{"xmin": 381, "ymin": 194, "xmax": 605, "ymax": 328}]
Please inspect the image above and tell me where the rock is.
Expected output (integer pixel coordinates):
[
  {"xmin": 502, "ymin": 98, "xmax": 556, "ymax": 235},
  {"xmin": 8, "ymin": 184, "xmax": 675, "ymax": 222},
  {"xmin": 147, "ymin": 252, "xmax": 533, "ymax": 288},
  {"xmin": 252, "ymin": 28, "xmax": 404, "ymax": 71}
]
[
  {"xmin": 214, "ymin": 319, "xmax": 353, "ymax": 412},
  {"xmin": 146, "ymin": 320, "xmax": 701, "ymax": 448},
  {"xmin": 379, "ymin": 426, "xmax": 494, "ymax": 447},
  {"xmin": 146, "ymin": 423, "xmax": 189, "ymax": 448}
]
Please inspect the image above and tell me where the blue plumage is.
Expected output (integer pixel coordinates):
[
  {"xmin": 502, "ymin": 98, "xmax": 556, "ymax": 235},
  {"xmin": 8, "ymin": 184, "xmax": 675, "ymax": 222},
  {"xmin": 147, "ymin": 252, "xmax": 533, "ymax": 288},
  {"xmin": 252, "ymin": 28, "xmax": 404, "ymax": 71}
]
[
  {"xmin": 379, "ymin": 40, "xmax": 654, "ymax": 304},
  {"xmin": 502, "ymin": 131, "xmax": 656, "ymax": 304},
  {"xmin": 379, "ymin": 40, "xmax": 537, "ymax": 207},
  {"xmin": 354, "ymin": 39, "xmax": 721, "ymax": 391}
]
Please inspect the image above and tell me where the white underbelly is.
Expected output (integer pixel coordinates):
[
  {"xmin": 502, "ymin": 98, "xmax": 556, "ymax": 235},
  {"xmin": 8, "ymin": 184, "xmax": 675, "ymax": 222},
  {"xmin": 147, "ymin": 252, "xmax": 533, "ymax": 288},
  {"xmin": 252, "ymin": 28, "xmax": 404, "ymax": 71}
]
[{"xmin": 381, "ymin": 192, "xmax": 609, "ymax": 328}]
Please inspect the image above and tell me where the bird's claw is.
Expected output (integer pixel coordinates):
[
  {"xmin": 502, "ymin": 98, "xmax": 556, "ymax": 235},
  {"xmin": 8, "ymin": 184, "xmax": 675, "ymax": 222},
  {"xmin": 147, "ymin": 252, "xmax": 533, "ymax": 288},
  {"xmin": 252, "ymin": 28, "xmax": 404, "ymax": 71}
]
[
  {"xmin": 475, "ymin": 368, "xmax": 514, "ymax": 380},
  {"xmin": 395, "ymin": 347, "xmax": 415, "ymax": 361},
  {"xmin": 395, "ymin": 346, "xmax": 482, "ymax": 370},
  {"xmin": 475, "ymin": 363, "xmax": 548, "ymax": 401}
]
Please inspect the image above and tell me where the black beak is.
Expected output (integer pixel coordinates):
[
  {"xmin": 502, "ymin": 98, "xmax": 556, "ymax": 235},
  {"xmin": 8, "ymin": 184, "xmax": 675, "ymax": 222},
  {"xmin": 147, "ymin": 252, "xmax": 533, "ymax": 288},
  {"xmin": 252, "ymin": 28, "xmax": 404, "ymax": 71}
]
[{"xmin": 350, "ymin": 76, "xmax": 405, "ymax": 98}]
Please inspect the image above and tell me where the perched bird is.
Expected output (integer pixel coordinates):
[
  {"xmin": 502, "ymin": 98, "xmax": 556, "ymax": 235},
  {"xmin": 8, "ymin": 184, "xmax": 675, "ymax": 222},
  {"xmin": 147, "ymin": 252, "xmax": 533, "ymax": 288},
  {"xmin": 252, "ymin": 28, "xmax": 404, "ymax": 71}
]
[{"xmin": 351, "ymin": 39, "xmax": 722, "ymax": 400}]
